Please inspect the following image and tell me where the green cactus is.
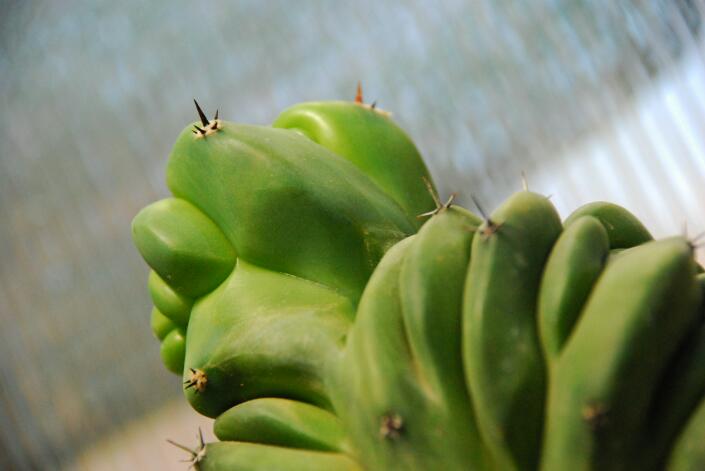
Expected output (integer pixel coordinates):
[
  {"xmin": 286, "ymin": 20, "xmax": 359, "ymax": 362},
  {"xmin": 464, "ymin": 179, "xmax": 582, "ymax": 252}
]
[
  {"xmin": 132, "ymin": 96, "xmax": 705, "ymax": 470},
  {"xmin": 564, "ymin": 201, "xmax": 653, "ymax": 249},
  {"xmin": 541, "ymin": 238, "xmax": 701, "ymax": 471},
  {"xmin": 463, "ymin": 191, "xmax": 562, "ymax": 471},
  {"xmin": 538, "ymin": 215, "xmax": 609, "ymax": 365},
  {"xmin": 214, "ymin": 398, "xmax": 350, "ymax": 453},
  {"xmin": 272, "ymin": 85, "xmax": 436, "ymax": 225}
]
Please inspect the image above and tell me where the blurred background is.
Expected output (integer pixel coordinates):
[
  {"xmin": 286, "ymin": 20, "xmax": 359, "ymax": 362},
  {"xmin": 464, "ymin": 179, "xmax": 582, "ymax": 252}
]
[{"xmin": 1, "ymin": 0, "xmax": 705, "ymax": 469}]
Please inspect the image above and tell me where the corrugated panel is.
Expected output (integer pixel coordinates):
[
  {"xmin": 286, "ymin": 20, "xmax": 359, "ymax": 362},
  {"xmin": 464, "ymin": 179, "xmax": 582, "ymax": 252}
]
[{"xmin": 0, "ymin": 1, "xmax": 703, "ymax": 469}]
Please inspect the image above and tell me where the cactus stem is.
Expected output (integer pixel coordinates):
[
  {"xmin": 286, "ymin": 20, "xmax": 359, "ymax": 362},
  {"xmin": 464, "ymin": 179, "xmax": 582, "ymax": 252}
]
[
  {"xmin": 379, "ymin": 413, "xmax": 404, "ymax": 439},
  {"xmin": 194, "ymin": 99, "xmax": 210, "ymax": 127}
]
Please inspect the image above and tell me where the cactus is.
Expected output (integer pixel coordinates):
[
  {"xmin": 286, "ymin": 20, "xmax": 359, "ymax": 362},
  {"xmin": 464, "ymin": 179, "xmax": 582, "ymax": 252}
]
[{"xmin": 132, "ymin": 92, "xmax": 705, "ymax": 470}]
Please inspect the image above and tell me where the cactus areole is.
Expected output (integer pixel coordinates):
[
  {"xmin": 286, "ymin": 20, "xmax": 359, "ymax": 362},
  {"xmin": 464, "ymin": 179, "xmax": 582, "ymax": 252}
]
[{"xmin": 132, "ymin": 90, "xmax": 705, "ymax": 470}]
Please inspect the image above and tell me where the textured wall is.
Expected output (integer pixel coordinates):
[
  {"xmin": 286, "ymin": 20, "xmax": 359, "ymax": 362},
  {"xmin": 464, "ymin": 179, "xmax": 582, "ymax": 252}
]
[{"xmin": 0, "ymin": 0, "xmax": 703, "ymax": 469}]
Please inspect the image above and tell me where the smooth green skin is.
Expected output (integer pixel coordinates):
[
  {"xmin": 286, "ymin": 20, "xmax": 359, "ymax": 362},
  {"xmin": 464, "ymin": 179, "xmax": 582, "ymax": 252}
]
[
  {"xmin": 214, "ymin": 398, "xmax": 350, "ymax": 453},
  {"xmin": 133, "ymin": 198, "xmax": 236, "ymax": 298},
  {"xmin": 333, "ymin": 237, "xmax": 418, "ymax": 470},
  {"xmin": 541, "ymin": 237, "xmax": 702, "ymax": 471},
  {"xmin": 636, "ymin": 274, "xmax": 705, "ymax": 470},
  {"xmin": 666, "ymin": 392, "xmax": 705, "ymax": 471},
  {"xmin": 330, "ymin": 212, "xmax": 502, "ymax": 471},
  {"xmin": 196, "ymin": 442, "xmax": 363, "ymax": 471},
  {"xmin": 148, "ymin": 270, "xmax": 193, "ymax": 328},
  {"xmin": 397, "ymin": 207, "xmax": 488, "ymax": 468},
  {"xmin": 564, "ymin": 201, "xmax": 652, "ymax": 249},
  {"xmin": 150, "ymin": 307, "xmax": 175, "ymax": 341},
  {"xmin": 160, "ymin": 328, "xmax": 186, "ymax": 375},
  {"xmin": 184, "ymin": 259, "xmax": 354, "ymax": 418},
  {"xmin": 607, "ymin": 247, "xmax": 626, "ymax": 263},
  {"xmin": 334, "ymin": 236, "xmax": 486, "ymax": 470},
  {"xmin": 273, "ymin": 101, "xmax": 436, "ymax": 224},
  {"xmin": 166, "ymin": 121, "xmax": 416, "ymax": 303},
  {"xmin": 538, "ymin": 215, "xmax": 609, "ymax": 365},
  {"xmin": 463, "ymin": 191, "xmax": 562, "ymax": 471}
]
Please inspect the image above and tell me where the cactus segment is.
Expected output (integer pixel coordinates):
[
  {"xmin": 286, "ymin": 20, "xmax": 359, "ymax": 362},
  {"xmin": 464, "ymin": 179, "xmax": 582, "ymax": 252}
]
[
  {"xmin": 397, "ymin": 206, "xmax": 487, "ymax": 467},
  {"xmin": 183, "ymin": 259, "xmax": 354, "ymax": 418},
  {"xmin": 160, "ymin": 328, "xmax": 186, "ymax": 375},
  {"xmin": 214, "ymin": 398, "xmax": 349, "ymax": 453},
  {"xmin": 541, "ymin": 238, "xmax": 702, "ymax": 471},
  {"xmin": 148, "ymin": 270, "xmax": 194, "ymax": 328},
  {"xmin": 399, "ymin": 207, "xmax": 481, "ymax": 399},
  {"xmin": 273, "ymin": 100, "xmax": 436, "ymax": 225},
  {"xmin": 635, "ymin": 273, "xmax": 705, "ymax": 470},
  {"xmin": 132, "ymin": 198, "xmax": 236, "ymax": 298},
  {"xmin": 331, "ymin": 238, "xmax": 424, "ymax": 470},
  {"xmin": 166, "ymin": 121, "xmax": 415, "ymax": 304},
  {"xmin": 150, "ymin": 307, "xmax": 176, "ymax": 341},
  {"xmin": 538, "ymin": 215, "xmax": 610, "ymax": 364},
  {"xmin": 463, "ymin": 191, "xmax": 562, "ymax": 471},
  {"xmin": 335, "ymin": 236, "xmax": 485, "ymax": 470},
  {"xmin": 564, "ymin": 201, "xmax": 652, "ymax": 249}
]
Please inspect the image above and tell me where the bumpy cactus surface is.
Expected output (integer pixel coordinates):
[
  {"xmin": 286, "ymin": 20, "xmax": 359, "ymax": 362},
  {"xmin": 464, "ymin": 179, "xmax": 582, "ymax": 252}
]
[{"xmin": 132, "ymin": 91, "xmax": 705, "ymax": 470}]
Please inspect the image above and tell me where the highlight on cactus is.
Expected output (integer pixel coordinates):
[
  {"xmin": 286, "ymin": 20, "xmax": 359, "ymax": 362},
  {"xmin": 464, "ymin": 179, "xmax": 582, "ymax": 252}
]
[{"xmin": 131, "ymin": 86, "xmax": 705, "ymax": 470}]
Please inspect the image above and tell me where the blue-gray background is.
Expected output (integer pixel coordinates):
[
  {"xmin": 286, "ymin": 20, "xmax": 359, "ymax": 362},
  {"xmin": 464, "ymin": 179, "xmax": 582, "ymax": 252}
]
[{"xmin": 1, "ymin": 1, "xmax": 704, "ymax": 469}]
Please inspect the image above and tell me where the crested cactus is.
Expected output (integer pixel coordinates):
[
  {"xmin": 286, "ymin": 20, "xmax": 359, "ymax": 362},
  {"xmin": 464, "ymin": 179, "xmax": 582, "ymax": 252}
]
[{"xmin": 132, "ymin": 90, "xmax": 705, "ymax": 470}]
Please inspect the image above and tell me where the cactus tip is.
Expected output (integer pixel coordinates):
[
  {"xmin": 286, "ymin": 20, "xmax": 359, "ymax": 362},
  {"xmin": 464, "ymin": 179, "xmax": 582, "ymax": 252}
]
[
  {"xmin": 355, "ymin": 81, "xmax": 363, "ymax": 104},
  {"xmin": 521, "ymin": 171, "xmax": 528, "ymax": 191},
  {"xmin": 193, "ymin": 99, "xmax": 210, "ymax": 127}
]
